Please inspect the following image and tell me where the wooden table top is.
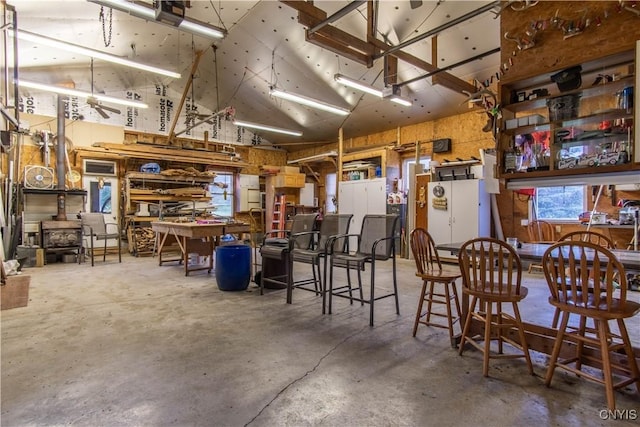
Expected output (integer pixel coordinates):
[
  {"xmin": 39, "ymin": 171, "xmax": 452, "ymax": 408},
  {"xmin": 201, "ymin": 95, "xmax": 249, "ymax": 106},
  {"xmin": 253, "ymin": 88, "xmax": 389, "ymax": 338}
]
[
  {"xmin": 436, "ymin": 241, "xmax": 640, "ymax": 271},
  {"xmin": 151, "ymin": 221, "xmax": 249, "ymax": 238}
]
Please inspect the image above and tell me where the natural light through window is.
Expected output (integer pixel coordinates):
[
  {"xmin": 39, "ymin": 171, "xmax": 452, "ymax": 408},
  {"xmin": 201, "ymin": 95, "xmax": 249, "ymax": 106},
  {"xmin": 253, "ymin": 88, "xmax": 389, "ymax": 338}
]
[
  {"xmin": 209, "ymin": 172, "xmax": 234, "ymax": 218},
  {"xmin": 535, "ymin": 186, "xmax": 586, "ymax": 221}
]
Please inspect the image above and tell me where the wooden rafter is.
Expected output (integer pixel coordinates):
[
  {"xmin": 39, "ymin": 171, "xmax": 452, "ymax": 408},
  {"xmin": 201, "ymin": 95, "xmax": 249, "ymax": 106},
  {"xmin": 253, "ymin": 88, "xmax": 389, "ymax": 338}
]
[
  {"xmin": 168, "ymin": 50, "xmax": 204, "ymax": 145},
  {"xmin": 281, "ymin": 0, "xmax": 475, "ymax": 94}
]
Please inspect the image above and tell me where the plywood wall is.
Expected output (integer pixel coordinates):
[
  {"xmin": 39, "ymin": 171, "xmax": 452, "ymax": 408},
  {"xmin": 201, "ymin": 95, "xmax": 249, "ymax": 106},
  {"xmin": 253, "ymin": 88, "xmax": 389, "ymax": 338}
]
[{"xmin": 500, "ymin": 1, "xmax": 640, "ymax": 84}]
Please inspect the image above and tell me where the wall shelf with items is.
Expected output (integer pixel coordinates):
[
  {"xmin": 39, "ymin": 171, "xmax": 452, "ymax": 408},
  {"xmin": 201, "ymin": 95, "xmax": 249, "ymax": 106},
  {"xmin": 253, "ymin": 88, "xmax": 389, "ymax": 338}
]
[
  {"xmin": 123, "ymin": 172, "xmax": 215, "ymax": 256},
  {"xmin": 339, "ymin": 147, "xmax": 395, "ymax": 182},
  {"xmin": 499, "ymin": 47, "xmax": 639, "ymax": 183}
]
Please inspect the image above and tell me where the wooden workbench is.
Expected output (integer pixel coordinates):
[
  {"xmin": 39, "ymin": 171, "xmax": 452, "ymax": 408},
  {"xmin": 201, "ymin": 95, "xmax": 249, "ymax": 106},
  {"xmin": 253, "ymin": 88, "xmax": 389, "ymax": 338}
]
[{"xmin": 151, "ymin": 221, "xmax": 250, "ymax": 276}]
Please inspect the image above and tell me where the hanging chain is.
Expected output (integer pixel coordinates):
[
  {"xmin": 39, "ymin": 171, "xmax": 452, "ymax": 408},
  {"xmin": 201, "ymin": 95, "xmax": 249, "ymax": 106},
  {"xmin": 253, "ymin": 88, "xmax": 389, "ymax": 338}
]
[{"xmin": 99, "ymin": 6, "xmax": 113, "ymax": 48}]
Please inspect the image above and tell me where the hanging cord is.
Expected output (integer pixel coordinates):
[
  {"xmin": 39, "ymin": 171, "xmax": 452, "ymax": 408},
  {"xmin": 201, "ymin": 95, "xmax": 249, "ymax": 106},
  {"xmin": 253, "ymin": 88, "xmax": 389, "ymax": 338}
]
[{"xmin": 99, "ymin": 6, "xmax": 113, "ymax": 48}]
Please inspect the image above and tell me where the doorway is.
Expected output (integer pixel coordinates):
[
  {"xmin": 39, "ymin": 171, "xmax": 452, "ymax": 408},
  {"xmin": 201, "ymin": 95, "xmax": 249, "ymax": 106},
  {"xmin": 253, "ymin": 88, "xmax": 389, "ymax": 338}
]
[{"xmin": 82, "ymin": 175, "xmax": 119, "ymax": 248}]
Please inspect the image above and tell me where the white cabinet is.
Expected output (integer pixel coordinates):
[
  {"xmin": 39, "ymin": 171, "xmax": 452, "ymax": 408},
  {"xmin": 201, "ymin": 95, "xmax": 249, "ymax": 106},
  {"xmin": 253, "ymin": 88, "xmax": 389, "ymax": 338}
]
[
  {"xmin": 339, "ymin": 178, "xmax": 387, "ymax": 245},
  {"xmin": 427, "ymin": 179, "xmax": 490, "ymax": 259},
  {"xmin": 239, "ymin": 174, "xmax": 260, "ymax": 212}
]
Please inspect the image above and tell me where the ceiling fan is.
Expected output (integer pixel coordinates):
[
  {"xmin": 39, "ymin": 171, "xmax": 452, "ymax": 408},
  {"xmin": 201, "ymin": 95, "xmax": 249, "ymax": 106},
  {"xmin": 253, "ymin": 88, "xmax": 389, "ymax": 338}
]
[{"xmin": 86, "ymin": 58, "xmax": 121, "ymax": 119}]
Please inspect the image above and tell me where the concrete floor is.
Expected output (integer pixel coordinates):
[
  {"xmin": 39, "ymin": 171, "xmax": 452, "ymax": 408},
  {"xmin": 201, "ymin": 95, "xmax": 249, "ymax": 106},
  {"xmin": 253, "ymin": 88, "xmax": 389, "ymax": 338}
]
[{"xmin": 2, "ymin": 252, "xmax": 639, "ymax": 426}]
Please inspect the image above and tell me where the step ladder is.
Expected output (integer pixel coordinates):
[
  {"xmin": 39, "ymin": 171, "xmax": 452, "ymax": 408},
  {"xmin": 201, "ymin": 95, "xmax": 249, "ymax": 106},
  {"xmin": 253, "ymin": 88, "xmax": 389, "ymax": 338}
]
[{"xmin": 271, "ymin": 194, "xmax": 286, "ymax": 238}]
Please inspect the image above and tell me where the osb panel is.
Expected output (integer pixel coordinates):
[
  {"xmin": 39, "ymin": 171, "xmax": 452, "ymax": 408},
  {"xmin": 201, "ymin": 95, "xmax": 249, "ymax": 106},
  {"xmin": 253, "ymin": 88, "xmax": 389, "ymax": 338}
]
[
  {"xmin": 400, "ymin": 121, "xmax": 435, "ymax": 144},
  {"xmin": 500, "ymin": 1, "xmax": 640, "ymax": 84},
  {"xmin": 431, "ymin": 111, "xmax": 495, "ymax": 162},
  {"xmin": 247, "ymin": 148, "xmax": 287, "ymax": 175},
  {"xmin": 287, "ymin": 142, "xmax": 337, "ymax": 161}
]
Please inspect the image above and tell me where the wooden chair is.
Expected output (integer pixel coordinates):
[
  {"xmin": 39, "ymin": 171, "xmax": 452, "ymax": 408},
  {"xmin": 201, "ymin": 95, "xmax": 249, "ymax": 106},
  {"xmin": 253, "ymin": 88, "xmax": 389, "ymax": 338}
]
[
  {"xmin": 327, "ymin": 214, "xmax": 400, "ymax": 327},
  {"xmin": 542, "ymin": 241, "xmax": 640, "ymax": 410},
  {"xmin": 527, "ymin": 220, "xmax": 556, "ymax": 242},
  {"xmin": 559, "ymin": 230, "xmax": 616, "ymax": 248},
  {"xmin": 549, "ymin": 230, "xmax": 616, "ymax": 328},
  {"xmin": 526, "ymin": 220, "xmax": 555, "ymax": 274},
  {"xmin": 457, "ymin": 237, "xmax": 534, "ymax": 377},
  {"xmin": 409, "ymin": 228, "xmax": 462, "ymax": 347}
]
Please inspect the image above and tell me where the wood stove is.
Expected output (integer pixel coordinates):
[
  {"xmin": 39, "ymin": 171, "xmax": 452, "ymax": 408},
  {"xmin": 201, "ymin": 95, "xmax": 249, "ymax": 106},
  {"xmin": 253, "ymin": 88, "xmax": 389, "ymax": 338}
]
[{"xmin": 41, "ymin": 220, "xmax": 82, "ymax": 264}]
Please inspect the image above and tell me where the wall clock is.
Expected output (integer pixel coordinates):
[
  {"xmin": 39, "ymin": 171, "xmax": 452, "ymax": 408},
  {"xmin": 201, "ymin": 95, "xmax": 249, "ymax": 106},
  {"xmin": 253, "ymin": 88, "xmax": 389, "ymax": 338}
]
[{"xmin": 433, "ymin": 184, "xmax": 445, "ymax": 198}]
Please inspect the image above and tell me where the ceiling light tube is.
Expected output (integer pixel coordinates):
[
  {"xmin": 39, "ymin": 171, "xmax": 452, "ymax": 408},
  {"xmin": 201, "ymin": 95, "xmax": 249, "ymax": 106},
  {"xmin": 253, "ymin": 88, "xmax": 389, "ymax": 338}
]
[
  {"xmin": 18, "ymin": 80, "xmax": 149, "ymax": 109},
  {"xmin": 334, "ymin": 73, "xmax": 383, "ymax": 97},
  {"xmin": 390, "ymin": 96, "xmax": 412, "ymax": 107},
  {"xmin": 15, "ymin": 29, "xmax": 180, "ymax": 79},
  {"xmin": 270, "ymin": 87, "xmax": 350, "ymax": 116},
  {"xmin": 88, "ymin": 0, "xmax": 226, "ymax": 40},
  {"xmin": 233, "ymin": 119, "xmax": 303, "ymax": 137}
]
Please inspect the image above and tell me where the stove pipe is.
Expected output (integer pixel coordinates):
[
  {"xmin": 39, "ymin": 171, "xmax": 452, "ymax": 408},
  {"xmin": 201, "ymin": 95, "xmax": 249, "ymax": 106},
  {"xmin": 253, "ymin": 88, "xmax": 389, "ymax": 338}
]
[{"xmin": 55, "ymin": 95, "xmax": 67, "ymax": 220}]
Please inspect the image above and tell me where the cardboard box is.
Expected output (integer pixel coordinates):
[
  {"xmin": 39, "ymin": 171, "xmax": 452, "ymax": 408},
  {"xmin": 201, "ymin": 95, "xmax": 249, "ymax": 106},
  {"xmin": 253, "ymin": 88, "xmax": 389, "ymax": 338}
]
[
  {"xmin": 1, "ymin": 275, "xmax": 30, "ymax": 310},
  {"xmin": 282, "ymin": 166, "xmax": 300, "ymax": 174}
]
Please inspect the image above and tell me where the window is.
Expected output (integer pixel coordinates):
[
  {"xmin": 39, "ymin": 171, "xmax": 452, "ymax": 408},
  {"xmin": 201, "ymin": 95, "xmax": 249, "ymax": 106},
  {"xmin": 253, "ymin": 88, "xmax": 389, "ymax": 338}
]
[
  {"xmin": 325, "ymin": 173, "xmax": 337, "ymax": 213},
  {"xmin": 208, "ymin": 171, "xmax": 235, "ymax": 218},
  {"xmin": 535, "ymin": 186, "xmax": 586, "ymax": 221}
]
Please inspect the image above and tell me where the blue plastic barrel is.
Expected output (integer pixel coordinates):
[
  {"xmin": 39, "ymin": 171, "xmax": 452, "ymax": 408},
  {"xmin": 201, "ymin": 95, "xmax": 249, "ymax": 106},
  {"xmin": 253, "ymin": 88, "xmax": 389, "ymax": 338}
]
[{"xmin": 215, "ymin": 244, "xmax": 251, "ymax": 291}]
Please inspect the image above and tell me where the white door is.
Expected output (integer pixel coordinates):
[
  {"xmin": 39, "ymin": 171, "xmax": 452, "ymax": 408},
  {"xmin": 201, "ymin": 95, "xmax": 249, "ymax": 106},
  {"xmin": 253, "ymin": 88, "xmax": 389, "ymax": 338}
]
[
  {"xmin": 82, "ymin": 175, "xmax": 119, "ymax": 247},
  {"xmin": 450, "ymin": 180, "xmax": 481, "ymax": 244},
  {"xmin": 427, "ymin": 181, "xmax": 453, "ymax": 256}
]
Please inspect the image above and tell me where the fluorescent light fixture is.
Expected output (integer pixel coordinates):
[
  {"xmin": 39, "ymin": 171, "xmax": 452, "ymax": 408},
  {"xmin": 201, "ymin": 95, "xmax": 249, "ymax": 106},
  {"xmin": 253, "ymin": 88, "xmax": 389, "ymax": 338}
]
[
  {"xmin": 270, "ymin": 87, "xmax": 350, "ymax": 116},
  {"xmin": 88, "ymin": 0, "xmax": 226, "ymax": 40},
  {"xmin": 390, "ymin": 95, "xmax": 412, "ymax": 107},
  {"xmin": 233, "ymin": 119, "xmax": 303, "ymax": 137},
  {"xmin": 14, "ymin": 30, "xmax": 180, "ymax": 79},
  {"xmin": 334, "ymin": 73, "xmax": 383, "ymax": 97},
  {"xmin": 18, "ymin": 80, "xmax": 148, "ymax": 109},
  {"xmin": 335, "ymin": 73, "xmax": 412, "ymax": 106}
]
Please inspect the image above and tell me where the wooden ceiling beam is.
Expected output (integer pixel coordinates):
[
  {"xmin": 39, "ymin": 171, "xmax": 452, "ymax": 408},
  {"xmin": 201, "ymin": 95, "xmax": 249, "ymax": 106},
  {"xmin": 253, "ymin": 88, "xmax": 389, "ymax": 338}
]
[
  {"xmin": 306, "ymin": 32, "xmax": 372, "ymax": 67},
  {"xmin": 283, "ymin": 0, "xmax": 475, "ymax": 94},
  {"xmin": 370, "ymin": 38, "xmax": 475, "ymax": 94}
]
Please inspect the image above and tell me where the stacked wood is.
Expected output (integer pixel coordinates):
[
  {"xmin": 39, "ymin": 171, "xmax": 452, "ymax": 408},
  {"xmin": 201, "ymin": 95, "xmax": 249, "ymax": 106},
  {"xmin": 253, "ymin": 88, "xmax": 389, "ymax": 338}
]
[
  {"xmin": 165, "ymin": 187, "xmax": 208, "ymax": 197},
  {"xmin": 130, "ymin": 227, "xmax": 156, "ymax": 256}
]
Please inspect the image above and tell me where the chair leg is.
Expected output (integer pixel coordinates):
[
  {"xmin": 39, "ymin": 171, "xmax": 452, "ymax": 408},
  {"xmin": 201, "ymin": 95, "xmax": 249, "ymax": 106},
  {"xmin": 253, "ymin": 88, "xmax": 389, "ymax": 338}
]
[
  {"xmin": 103, "ymin": 238, "xmax": 107, "ymax": 262},
  {"xmin": 512, "ymin": 302, "xmax": 534, "ymax": 375},
  {"xmin": 551, "ymin": 307, "xmax": 561, "ymax": 329},
  {"xmin": 497, "ymin": 302, "xmax": 504, "ymax": 355},
  {"xmin": 328, "ymin": 260, "xmax": 334, "ymax": 314},
  {"xmin": 545, "ymin": 310, "xmax": 570, "ymax": 387},
  {"xmin": 597, "ymin": 319, "xmax": 616, "ymax": 411},
  {"xmin": 118, "ymin": 232, "xmax": 122, "ymax": 263},
  {"xmin": 459, "ymin": 296, "xmax": 477, "ymax": 357},
  {"xmin": 90, "ymin": 237, "xmax": 95, "ymax": 267},
  {"xmin": 413, "ymin": 280, "xmax": 428, "ymax": 337},
  {"xmin": 357, "ymin": 266, "xmax": 364, "ymax": 306},
  {"xmin": 369, "ymin": 259, "xmax": 375, "ymax": 327},
  {"xmin": 322, "ymin": 257, "xmax": 328, "ymax": 315},
  {"xmin": 576, "ymin": 315, "xmax": 587, "ymax": 372},
  {"xmin": 392, "ymin": 256, "xmax": 399, "ymax": 316},
  {"xmin": 425, "ymin": 281, "xmax": 436, "ymax": 324},
  {"xmin": 442, "ymin": 282, "xmax": 454, "ymax": 344},
  {"xmin": 617, "ymin": 318, "xmax": 640, "ymax": 394},
  {"xmin": 483, "ymin": 301, "xmax": 493, "ymax": 377}
]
